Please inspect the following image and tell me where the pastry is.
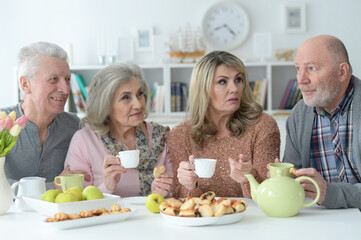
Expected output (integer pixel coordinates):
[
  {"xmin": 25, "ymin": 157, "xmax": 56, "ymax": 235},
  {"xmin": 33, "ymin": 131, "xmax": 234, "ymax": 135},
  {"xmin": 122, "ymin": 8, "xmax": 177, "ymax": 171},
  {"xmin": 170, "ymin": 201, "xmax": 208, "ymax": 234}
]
[
  {"xmin": 159, "ymin": 201, "xmax": 170, "ymax": 213},
  {"xmin": 45, "ymin": 217, "xmax": 57, "ymax": 222},
  {"xmin": 179, "ymin": 209, "xmax": 200, "ymax": 217},
  {"xmin": 163, "ymin": 207, "xmax": 180, "ymax": 216},
  {"xmin": 198, "ymin": 204, "xmax": 213, "ymax": 217},
  {"xmin": 200, "ymin": 191, "xmax": 216, "ymax": 201},
  {"xmin": 232, "ymin": 200, "xmax": 248, "ymax": 213},
  {"xmin": 154, "ymin": 165, "xmax": 166, "ymax": 178},
  {"xmin": 91, "ymin": 208, "xmax": 108, "ymax": 215},
  {"xmin": 121, "ymin": 208, "xmax": 131, "ymax": 213},
  {"xmin": 167, "ymin": 198, "xmax": 183, "ymax": 208},
  {"xmin": 180, "ymin": 198, "xmax": 195, "ymax": 210},
  {"xmin": 79, "ymin": 210, "xmax": 93, "ymax": 218},
  {"xmin": 53, "ymin": 212, "xmax": 68, "ymax": 221},
  {"xmin": 68, "ymin": 213, "xmax": 81, "ymax": 220},
  {"xmin": 110, "ymin": 204, "xmax": 122, "ymax": 212},
  {"xmin": 211, "ymin": 202, "xmax": 226, "ymax": 217}
]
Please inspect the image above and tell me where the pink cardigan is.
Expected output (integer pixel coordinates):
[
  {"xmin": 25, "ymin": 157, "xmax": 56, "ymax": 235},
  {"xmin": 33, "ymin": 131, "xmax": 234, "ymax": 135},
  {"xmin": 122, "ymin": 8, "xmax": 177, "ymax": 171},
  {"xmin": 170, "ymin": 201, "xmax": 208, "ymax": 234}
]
[{"xmin": 64, "ymin": 122, "xmax": 172, "ymax": 197}]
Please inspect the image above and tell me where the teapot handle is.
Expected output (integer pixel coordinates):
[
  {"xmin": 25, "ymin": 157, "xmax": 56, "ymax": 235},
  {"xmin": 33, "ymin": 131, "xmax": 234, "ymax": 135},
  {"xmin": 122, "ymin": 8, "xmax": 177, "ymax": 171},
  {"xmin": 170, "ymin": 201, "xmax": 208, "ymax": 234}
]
[{"xmin": 295, "ymin": 176, "xmax": 320, "ymax": 208}]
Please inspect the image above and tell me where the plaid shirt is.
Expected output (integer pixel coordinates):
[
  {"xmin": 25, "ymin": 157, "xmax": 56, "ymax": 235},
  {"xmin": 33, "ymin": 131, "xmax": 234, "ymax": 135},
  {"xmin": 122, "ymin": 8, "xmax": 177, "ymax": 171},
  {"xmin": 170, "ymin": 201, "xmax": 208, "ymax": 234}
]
[{"xmin": 310, "ymin": 76, "xmax": 360, "ymax": 183}]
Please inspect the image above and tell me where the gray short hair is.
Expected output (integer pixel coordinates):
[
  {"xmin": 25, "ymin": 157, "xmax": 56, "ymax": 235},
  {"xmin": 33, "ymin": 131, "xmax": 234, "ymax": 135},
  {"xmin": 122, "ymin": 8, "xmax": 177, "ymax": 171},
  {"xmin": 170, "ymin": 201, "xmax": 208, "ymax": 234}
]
[
  {"xmin": 82, "ymin": 62, "xmax": 149, "ymax": 136},
  {"xmin": 17, "ymin": 42, "xmax": 68, "ymax": 100}
]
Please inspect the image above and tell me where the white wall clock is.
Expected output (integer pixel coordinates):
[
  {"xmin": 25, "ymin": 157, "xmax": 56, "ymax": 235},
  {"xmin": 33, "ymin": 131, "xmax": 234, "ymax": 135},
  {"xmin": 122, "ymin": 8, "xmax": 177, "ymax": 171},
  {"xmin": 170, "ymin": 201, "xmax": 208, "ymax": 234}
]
[{"xmin": 202, "ymin": 2, "xmax": 250, "ymax": 50}]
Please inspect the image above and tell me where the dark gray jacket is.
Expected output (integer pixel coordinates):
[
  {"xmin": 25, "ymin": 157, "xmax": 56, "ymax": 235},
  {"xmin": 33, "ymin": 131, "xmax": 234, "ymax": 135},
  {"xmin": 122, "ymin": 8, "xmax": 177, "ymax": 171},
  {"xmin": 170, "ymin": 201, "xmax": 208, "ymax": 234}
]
[{"xmin": 283, "ymin": 76, "xmax": 361, "ymax": 209}]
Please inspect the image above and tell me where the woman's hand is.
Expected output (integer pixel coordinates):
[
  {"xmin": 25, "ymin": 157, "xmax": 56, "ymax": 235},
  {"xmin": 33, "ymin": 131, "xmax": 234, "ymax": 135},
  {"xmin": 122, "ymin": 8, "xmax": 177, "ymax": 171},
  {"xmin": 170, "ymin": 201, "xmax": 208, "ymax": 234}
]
[
  {"xmin": 151, "ymin": 173, "xmax": 174, "ymax": 197},
  {"xmin": 228, "ymin": 154, "xmax": 254, "ymax": 184},
  {"xmin": 103, "ymin": 154, "xmax": 126, "ymax": 191},
  {"xmin": 177, "ymin": 155, "xmax": 198, "ymax": 190}
]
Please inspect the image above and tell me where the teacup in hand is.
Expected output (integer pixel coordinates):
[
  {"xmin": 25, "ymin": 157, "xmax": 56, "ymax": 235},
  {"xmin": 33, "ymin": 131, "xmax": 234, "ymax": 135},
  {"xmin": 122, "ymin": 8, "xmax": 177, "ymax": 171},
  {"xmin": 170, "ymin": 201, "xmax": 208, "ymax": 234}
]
[
  {"xmin": 54, "ymin": 174, "xmax": 84, "ymax": 192},
  {"xmin": 117, "ymin": 150, "xmax": 140, "ymax": 168},
  {"xmin": 194, "ymin": 158, "xmax": 217, "ymax": 178},
  {"xmin": 269, "ymin": 162, "xmax": 295, "ymax": 178}
]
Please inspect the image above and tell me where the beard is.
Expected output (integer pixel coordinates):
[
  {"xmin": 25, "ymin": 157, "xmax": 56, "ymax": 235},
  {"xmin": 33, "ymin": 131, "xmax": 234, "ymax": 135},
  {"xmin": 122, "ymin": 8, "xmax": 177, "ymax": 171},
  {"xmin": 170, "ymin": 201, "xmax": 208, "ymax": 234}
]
[{"xmin": 301, "ymin": 74, "xmax": 341, "ymax": 109}]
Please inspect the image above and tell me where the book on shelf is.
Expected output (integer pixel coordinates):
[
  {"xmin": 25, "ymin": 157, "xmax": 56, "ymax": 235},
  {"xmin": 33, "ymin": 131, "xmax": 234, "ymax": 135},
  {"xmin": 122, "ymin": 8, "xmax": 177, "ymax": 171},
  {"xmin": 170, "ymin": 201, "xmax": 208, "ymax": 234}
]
[
  {"xmin": 249, "ymin": 78, "xmax": 267, "ymax": 107},
  {"xmin": 280, "ymin": 79, "xmax": 302, "ymax": 109},
  {"xmin": 150, "ymin": 82, "xmax": 165, "ymax": 113},
  {"xmin": 73, "ymin": 74, "xmax": 87, "ymax": 100},
  {"xmin": 171, "ymin": 82, "xmax": 188, "ymax": 112},
  {"xmin": 259, "ymin": 78, "xmax": 268, "ymax": 107},
  {"xmin": 70, "ymin": 73, "xmax": 86, "ymax": 113}
]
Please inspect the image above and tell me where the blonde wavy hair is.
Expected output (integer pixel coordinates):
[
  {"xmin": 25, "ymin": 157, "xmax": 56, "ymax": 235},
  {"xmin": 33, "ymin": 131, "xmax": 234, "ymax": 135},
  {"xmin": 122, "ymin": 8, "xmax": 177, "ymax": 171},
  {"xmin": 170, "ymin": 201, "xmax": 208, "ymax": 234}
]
[
  {"xmin": 188, "ymin": 51, "xmax": 263, "ymax": 147},
  {"xmin": 82, "ymin": 62, "xmax": 149, "ymax": 136}
]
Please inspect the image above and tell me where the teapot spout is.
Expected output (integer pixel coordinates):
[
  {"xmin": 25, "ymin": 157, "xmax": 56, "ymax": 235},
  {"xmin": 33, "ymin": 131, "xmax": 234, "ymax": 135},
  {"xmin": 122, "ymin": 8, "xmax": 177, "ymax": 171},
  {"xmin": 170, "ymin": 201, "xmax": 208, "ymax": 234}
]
[{"xmin": 245, "ymin": 174, "xmax": 259, "ymax": 203}]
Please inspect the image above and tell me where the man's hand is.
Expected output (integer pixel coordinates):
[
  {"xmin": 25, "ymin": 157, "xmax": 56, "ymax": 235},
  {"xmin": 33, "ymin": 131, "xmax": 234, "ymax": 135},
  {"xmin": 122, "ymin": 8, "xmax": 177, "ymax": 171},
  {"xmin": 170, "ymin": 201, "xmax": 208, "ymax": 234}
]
[
  {"xmin": 295, "ymin": 168, "xmax": 327, "ymax": 205},
  {"xmin": 53, "ymin": 166, "xmax": 91, "ymax": 190}
]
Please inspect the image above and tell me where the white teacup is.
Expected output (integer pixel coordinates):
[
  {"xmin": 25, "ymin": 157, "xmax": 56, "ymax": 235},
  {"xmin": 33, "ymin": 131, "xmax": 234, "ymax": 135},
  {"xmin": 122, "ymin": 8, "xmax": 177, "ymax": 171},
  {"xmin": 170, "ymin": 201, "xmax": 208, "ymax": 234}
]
[
  {"xmin": 117, "ymin": 150, "xmax": 140, "ymax": 168},
  {"xmin": 11, "ymin": 176, "xmax": 46, "ymax": 211},
  {"xmin": 194, "ymin": 158, "xmax": 217, "ymax": 178}
]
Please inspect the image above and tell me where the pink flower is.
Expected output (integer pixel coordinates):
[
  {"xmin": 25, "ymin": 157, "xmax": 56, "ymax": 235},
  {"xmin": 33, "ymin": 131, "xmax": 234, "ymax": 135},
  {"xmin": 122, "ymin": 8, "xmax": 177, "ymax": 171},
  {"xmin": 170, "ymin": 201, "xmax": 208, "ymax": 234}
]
[
  {"xmin": 9, "ymin": 124, "xmax": 21, "ymax": 137},
  {"xmin": 0, "ymin": 119, "xmax": 4, "ymax": 132},
  {"xmin": 4, "ymin": 116, "xmax": 14, "ymax": 130},
  {"xmin": 15, "ymin": 115, "xmax": 28, "ymax": 129}
]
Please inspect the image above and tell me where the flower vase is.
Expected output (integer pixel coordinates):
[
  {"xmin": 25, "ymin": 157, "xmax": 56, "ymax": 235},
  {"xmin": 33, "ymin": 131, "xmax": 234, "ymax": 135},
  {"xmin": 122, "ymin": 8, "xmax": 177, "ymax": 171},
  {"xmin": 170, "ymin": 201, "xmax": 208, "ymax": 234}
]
[{"xmin": 0, "ymin": 157, "xmax": 13, "ymax": 215}]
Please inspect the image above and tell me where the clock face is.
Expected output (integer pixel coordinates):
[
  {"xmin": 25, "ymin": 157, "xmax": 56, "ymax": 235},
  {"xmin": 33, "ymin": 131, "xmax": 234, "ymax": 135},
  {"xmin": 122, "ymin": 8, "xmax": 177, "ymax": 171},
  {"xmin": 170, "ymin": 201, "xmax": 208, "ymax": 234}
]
[{"xmin": 202, "ymin": 2, "xmax": 250, "ymax": 50}]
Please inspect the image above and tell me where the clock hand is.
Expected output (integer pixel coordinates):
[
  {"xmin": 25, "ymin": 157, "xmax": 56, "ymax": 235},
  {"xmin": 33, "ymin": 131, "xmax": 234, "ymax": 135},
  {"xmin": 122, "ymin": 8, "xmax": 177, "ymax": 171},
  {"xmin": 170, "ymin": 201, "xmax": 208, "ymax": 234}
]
[
  {"xmin": 224, "ymin": 24, "xmax": 236, "ymax": 36},
  {"xmin": 213, "ymin": 24, "xmax": 226, "ymax": 32}
]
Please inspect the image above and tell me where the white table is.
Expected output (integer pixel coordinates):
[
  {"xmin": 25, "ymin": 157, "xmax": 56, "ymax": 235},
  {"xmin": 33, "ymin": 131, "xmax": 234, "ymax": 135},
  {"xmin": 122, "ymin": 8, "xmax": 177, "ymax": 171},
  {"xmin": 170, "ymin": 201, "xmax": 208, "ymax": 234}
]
[{"xmin": 1, "ymin": 198, "xmax": 360, "ymax": 240}]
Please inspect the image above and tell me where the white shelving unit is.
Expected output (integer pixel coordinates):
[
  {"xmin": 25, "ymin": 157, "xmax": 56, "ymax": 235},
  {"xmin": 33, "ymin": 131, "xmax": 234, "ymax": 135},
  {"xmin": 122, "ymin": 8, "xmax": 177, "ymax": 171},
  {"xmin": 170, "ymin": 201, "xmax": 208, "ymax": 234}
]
[{"xmin": 68, "ymin": 61, "xmax": 296, "ymax": 122}]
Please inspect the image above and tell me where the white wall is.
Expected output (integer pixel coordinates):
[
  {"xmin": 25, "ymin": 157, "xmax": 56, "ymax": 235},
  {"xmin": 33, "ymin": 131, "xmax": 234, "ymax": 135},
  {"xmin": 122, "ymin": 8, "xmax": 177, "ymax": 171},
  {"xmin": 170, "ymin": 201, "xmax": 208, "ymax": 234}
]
[{"xmin": 1, "ymin": 0, "xmax": 361, "ymax": 107}]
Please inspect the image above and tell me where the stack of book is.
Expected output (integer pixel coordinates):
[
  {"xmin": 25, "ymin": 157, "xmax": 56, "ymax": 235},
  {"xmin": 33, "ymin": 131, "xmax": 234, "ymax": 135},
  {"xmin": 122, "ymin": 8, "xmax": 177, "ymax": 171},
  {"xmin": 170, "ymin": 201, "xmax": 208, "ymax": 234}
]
[
  {"xmin": 70, "ymin": 73, "xmax": 88, "ymax": 113},
  {"xmin": 171, "ymin": 82, "xmax": 188, "ymax": 112},
  {"xmin": 249, "ymin": 78, "xmax": 268, "ymax": 107},
  {"xmin": 280, "ymin": 79, "xmax": 302, "ymax": 109}
]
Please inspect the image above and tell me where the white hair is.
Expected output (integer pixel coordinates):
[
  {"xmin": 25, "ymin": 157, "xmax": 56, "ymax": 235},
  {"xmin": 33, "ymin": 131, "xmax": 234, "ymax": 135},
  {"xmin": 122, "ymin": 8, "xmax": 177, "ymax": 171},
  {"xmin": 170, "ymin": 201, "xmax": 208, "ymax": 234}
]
[{"xmin": 17, "ymin": 42, "xmax": 68, "ymax": 100}]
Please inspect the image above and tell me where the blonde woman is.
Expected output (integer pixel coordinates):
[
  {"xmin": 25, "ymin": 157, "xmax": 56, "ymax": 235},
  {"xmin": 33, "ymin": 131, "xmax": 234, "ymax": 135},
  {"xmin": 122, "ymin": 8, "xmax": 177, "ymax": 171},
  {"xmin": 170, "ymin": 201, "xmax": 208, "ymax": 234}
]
[{"xmin": 167, "ymin": 51, "xmax": 280, "ymax": 198}]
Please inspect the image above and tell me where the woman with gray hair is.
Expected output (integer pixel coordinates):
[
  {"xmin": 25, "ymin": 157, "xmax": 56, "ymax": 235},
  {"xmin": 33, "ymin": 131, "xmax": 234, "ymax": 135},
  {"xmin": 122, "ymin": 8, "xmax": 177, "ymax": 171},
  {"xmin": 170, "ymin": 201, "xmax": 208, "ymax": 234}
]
[
  {"xmin": 167, "ymin": 51, "xmax": 280, "ymax": 198},
  {"xmin": 1, "ymin": 41, "xmax": 84, "ymax": 190},
  {"xmin": 65, "ymin": 63, "xmax": 173, "ymax": 197}
]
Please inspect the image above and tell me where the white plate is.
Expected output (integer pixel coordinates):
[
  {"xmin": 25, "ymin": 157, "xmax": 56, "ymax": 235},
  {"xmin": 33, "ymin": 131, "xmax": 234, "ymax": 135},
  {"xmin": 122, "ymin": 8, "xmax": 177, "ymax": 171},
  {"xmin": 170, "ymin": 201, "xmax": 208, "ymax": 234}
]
[
  {"xmin": 160, "ymin": 211, "xmax": 245, "ymax": 227},
  {"xmin": 122, "ymin": 196, "xmax": 147, "ymax": 205},
  {"xmin": 42, "ymin": 208, "xmax": 137, "ymax": 230},
  {"xmin": 23, "ymin": 194, "xmax": 121, "ymax": 217}
]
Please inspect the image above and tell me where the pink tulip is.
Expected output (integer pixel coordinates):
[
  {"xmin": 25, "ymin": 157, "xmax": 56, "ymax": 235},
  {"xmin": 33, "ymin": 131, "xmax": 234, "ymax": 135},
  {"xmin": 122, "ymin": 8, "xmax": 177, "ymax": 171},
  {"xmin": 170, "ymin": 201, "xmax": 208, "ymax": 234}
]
[
  {"xmin": 0, "ymin": 111, "xmax": 7, "ymax": 120},
  {"xmin": 9, "ymin": 124, "xmax": 21, "ymax": 137},
  {"xmin": 0, "ymin": 119, "xmax": 4, "ymax": 132},
  {"xmin": 4, "ymin": 116, "xmax": 14, "ymax": 130},
  {"xmin": 8, "ymin": 111, "xmax": 16, "ymax": 122},
  {"xmin": 15, "ymin": 115, "xmax": 28, "ymax": 129}
]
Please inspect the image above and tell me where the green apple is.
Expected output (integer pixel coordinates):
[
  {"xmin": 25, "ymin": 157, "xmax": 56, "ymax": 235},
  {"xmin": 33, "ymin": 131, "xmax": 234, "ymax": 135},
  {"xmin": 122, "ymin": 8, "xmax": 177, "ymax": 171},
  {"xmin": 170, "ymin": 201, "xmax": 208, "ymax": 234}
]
[
  {"xmin": 55, "ymin": 192, "xmax": 79, "ymax": 203},
  {"xmin": 41, "ymin": 189, "xmax": 62, "ymax": 203},
  {"xmin": 82, "ymin": 186, "xmax": 104, "ymax": 200},
  {"xmin": 67, "ymin": 186, "xmax": 83, "ymax": 192},
  {"xmin": 146, "ymin": 193, "xmax": 165, "ymax": 213},
  {"xmin": 65, "ymin": 188, "xmax": 82, "ymax": 201}
]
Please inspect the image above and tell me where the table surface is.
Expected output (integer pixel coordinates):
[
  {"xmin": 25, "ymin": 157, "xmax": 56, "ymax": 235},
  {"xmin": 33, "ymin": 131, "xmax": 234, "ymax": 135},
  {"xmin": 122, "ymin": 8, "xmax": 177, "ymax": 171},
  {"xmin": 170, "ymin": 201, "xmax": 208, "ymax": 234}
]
[{"xmin": 1, "ymin": 197, "xmax": 360, "ymax": 240}]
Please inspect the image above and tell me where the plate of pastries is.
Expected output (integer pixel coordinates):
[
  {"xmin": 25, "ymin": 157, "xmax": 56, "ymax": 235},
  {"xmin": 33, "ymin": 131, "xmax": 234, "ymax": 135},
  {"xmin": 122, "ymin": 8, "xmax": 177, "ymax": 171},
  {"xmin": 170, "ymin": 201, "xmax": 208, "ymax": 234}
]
[
  {"xmin": 41, "ymin": 204, "xmax": 136, "ymax": 230},
  {"xmin": 160, "ymin": 191, "xmax": 247, "ymax": 226}
]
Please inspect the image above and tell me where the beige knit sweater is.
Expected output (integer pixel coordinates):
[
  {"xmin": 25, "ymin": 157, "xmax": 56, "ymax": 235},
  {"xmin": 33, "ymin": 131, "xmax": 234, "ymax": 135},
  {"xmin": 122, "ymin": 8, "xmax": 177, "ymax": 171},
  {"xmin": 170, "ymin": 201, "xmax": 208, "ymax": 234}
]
[{"xmin": 166, "ymin": 113, "xmax": 280, "ymax": 198}]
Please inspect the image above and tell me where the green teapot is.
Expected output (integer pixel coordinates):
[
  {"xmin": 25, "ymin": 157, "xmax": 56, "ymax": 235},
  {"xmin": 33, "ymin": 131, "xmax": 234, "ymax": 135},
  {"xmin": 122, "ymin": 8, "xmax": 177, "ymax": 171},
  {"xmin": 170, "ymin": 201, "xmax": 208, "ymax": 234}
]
[{"xmin": 245, "ymin": 170, "xmax": 320, "ymax": 218}]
